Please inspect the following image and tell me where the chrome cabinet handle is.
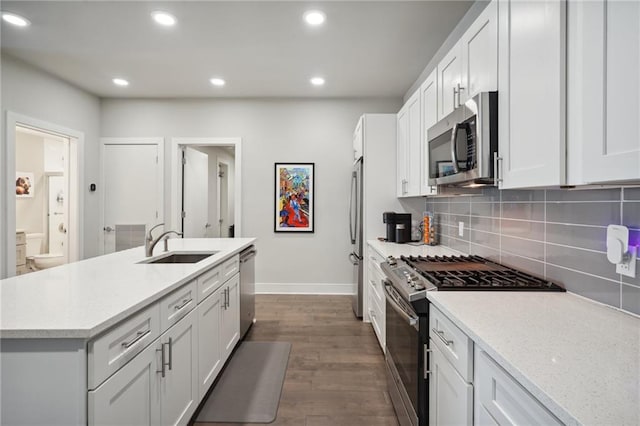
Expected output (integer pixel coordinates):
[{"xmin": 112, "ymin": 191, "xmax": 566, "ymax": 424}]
[
  {"xmin": 424, "ymin": 345, "xmax": 432, "ymax": 379},
  {"xmin": 493, "ymin": 152, "xmax": 503, "ymax": 186},
  {"xmin": 166, "ymin": 337, "xmax": 173, "ymax": 371},
  {"xmin": 174, "ymin": 298, "xmax": 192, "ymax": 311},
  {"xmin": 453, "ymin": 86, "xmax": 458, "ymax": 109},
  {"xmin": 156, "ymin": 344, "xmax": 166, "ymax": 378},
  {"xmin": 121, "ymin": 329, "xmax": 150, "ymax": 349},
  {"xmin": 432, "ymin": 328, "xmax": 453, "ymax": 346},
  {"xmin": 457, "ymin": 83, "xmax": 465, "ymax": 106}
]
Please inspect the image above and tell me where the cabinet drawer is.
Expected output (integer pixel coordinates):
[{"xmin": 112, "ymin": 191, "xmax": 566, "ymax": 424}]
[
  {"xmin": 88, "ymin": 302, "xmax": 160, "ymax": 390},
  {"xmin": 197, "ymin": 264, "xmax": 223, "ymax": 303},
  {"xmin": 16, "ymin": 244, "xmax": 26, "ymax": 266},
  {"xmin": 367, "ymin": 288, "xmax": 385, "ymax": 352},
  {"xmin": 160, "ymin": 280, "xmax": 197, "ymax": 332},
  {"xmin": 429, "ymin": 305, "xmax": 473, "ymax": 382},
  {"xmin": 367, "ymin": 246, "xmax": 386, "ymax": 273},
  {"xmin": 16, "ymin": 232, "xmax": 26, "ymax": 245},
  {"xmin": 221, "ymin": 254, "xmax": 239, "ymax": 282},
  {"xmin": 475, "ymin": 349, "xmax": 562, "ymax": 425},
  {"xmin": 367, "ymin": 261, "xmax": 385, "ymax": 307}
]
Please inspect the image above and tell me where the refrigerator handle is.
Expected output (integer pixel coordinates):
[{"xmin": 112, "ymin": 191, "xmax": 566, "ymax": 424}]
[{"xmin": 349, "ymin": 170, "xmax": 357, "ymax": 244}]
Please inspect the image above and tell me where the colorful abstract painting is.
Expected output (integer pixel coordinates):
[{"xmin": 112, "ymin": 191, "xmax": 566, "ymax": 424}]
[{"xmin": 274, "ymin": 163, "xmax": 314, "ymax": 233}]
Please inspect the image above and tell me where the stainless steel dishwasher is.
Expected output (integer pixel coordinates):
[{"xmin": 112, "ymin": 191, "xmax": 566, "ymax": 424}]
[{"xmin": 239, "ymin": 246, "xmax": 257, "ymax": 338}]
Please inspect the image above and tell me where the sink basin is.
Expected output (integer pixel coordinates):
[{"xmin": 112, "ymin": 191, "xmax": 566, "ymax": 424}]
[{"xmin": 139, "ymin": 252, "xmax": 218, "ymax": 264}]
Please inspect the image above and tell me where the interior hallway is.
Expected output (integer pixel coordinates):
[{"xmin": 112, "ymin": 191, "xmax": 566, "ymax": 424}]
[{"xmin": 194, "ymin": 294, "xmax": 398, "ymax": 426}]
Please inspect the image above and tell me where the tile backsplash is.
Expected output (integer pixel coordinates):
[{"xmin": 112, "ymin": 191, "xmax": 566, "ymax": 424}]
[{"xmin": 425, "ymin": 187, "xmax": 640, "ymax": 316}]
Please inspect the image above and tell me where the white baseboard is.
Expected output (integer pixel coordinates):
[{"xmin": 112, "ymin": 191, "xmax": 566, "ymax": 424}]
[{"xmin": 256, "ymin": 282, "xmax": 354, "ymax": 295}]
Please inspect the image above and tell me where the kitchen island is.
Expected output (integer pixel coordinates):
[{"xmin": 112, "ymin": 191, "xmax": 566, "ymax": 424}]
[{"xmin": 1, "ymin": 238, "xmax": 255, "ymax": 425}]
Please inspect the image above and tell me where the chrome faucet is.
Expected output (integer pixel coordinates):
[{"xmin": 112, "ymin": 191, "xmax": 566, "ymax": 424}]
[{"xmin": 145, "ymin": 223, "xmax": 183, "ymax": 257}]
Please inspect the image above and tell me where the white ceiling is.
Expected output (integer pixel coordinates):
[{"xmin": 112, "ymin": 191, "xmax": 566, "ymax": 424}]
[{"xmin": 1, "ymin": 1, "xmax": 473, "ymax": 99}]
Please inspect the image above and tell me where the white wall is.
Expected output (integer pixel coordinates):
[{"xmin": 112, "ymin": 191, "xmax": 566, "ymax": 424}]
[
  {"xmin": 15, "ymin": 132, "xmax": 46, "ymax": 235},
  {"xmin": 100, "ymin": 98, "xmax": 401, "ymax": 291},
  {"xmin": 1, "ymin": 54, "xmax": 101, "ymax": 277}
]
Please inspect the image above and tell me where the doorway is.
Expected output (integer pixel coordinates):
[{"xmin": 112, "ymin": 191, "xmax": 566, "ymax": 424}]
[
  {"xmin": 3, "ymin": 112, "xmax": 83, "ymax": 278},
  {"xmin": 171, "ymin": 138, "xmax": 242, "ymax": 238}
]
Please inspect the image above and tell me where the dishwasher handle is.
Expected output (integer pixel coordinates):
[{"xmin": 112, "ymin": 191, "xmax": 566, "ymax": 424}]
[{"xmin": 240, "ymin": 248, "xmax": 257, "ymax": 263}]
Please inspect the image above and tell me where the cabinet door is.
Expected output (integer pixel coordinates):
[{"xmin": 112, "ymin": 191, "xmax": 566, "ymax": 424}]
[
  {"xmin": 498, "ymin": 0, "xmax": 566, "ymax": 188},
  {"xmin": 429, "ymin": 341, "xmax": 473, "ymax": 426},
  {"xmin": 420, "ymin": 70, "xmax": 438, "ymax": 196},
  {"xmin": 220, "ymin": 274, "xmax": 240, "ymax": 361},
  {"xmin": 475, "ymin": 349, "xmax": 562, "ymax": 426},
  {"xmin": 406, "ymin": 89, "xmax": 422, "ymax": 196},
  {"xmin": 160, "ymin": 309, "xmax": 198, "ymax": 426},
  {"xmin": 197, "ymin": 289, "xmax": 223, "ymax": 399},
  {"xmin": 437, "ymin": 42, "xmax": 463, "ymax": 119},
  {"xmin": 572, "ymin": 0, "xmax": 640, "ymax": 183},
  {"xmin": 397, "ymin": 106, "xmax": 409, "ymax": 197},
  {"xmin": 88, "ymin": 340, "xmax": 160, "ymax": 426},
  {"xmin": 461, "ymin": 0, "xmax": 498, "ymax": 102}
]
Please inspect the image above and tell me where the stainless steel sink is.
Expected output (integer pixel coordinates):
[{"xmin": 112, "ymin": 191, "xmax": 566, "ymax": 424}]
[{"xmin": 139, "ymin": 252, "xmax": 218, "ymax": 264}]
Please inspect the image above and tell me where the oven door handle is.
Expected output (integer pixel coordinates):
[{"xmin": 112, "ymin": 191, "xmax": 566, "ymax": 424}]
[{"xmin": 383, "ymin": 282, "xmax": 418, "ymax": 328}]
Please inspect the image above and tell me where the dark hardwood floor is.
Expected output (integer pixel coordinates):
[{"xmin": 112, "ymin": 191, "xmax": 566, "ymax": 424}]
[{"xmin": 195, "ymin": 294, "xmax": 399, "ymax": 426}]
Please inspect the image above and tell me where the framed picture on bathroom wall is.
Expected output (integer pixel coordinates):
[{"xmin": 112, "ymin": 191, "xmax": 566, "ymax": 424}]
[
  {"xmin": 274, "ymin": 162, "xmax": 314, "ymax": 233},
  {"xmin": 15, "ymin": 172, "xmax": 34, "ymax": 198}
]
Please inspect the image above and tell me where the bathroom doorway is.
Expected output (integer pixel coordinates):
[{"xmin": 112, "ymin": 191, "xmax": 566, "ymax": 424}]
[{"xmin": 5, "ymin": 112, "xmax": 82, "ymax": 277}]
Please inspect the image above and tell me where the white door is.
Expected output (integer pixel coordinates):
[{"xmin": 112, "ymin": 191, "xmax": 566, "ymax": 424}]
[
  {"xmin": 102, "ymin": 140, "xmax": 162, "ymax": 254},
  {"xmin": 421, "ymin": 70, "xmax": 438, "ymax": 196},
  {"xmin": 438, "ymin": 41, "xmax": 463, "ymax": 119},
  {"xmin": 397, "ymin": 106, "xmax": 409, "ymax": 197},
  {"xmin": 429, "ymin": 342, "xmax": 473, "ymax": 426},
  {"xmin": 407, "ymin": 89, "xmax": 422, "ymax": 196},
  {"xmin": 182, "ymin": 147, "xmax": 209, "ymax": 238},
  {"xmin": 197, "ymin": 290, "xmax": 222, "ymax": 398},
  {"xmin": 160, "ymin": 309, "xmax": 198, "ymax": 426},
  {"xmin": 220, "ymin": 274, "xmax": 240, "ymax": 361}
]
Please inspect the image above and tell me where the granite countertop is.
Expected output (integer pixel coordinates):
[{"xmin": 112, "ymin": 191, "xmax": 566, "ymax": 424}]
[
  {"xmin": 367, "ymin": 239, "xmax": 463, "ymax": 258},
  {"xmin": 0, "ymin": 238, "xmax": 255, "ymax": 339},
  {"xmin": 427, "ymin": 291, "xmax": 640, "ymax": 426}
]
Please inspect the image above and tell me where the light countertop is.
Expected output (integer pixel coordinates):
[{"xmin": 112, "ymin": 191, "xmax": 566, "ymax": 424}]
[
  {"xmin": 367, "ymin": 239, "xmax": 463, "ymax": 258},
  {"xmin": 1, "ymin": 238, "xmax": 255, "ymax": 339},
  {"xmin": 428, "ymin": 291, "xmax": 640, "ymax": 426}
]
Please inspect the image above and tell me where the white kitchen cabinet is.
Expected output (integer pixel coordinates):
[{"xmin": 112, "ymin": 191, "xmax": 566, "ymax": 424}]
[
  {"xmin": 429, "ymin": 342, "xmax": 473, "ymax": 426},
  {"xmin": 420, "ymin": 70, "xmax": 438, "ymax": 196},
  {"xmin": 397, "ymin": 89, "xmax": 422, "ymax": 197},
  {"xmin": 220, "ymin": 273, "xmax": 240, "ymax": 361},
  {"xmin": 365, "ymin": 244, "xmax": 386, "ymax": 351},
  {"xmin": 497, "ymin": 0, "xmax": 566, "ymax": 189},
  {"xmin": 437, "ymin": 41, "xmax": 463, "ymax": 120},
  {"xmin": 159, "ymin": 308, "xmax": 199, "ymax": 426},
  {"xmin": 197, "ymin": 288, "xmax": 223, "ymax": 398},
  {"xmin": 567, "ymin": 0, "xmax": 640, "ymax": 184},
  {"xmin": 460, "ymin": 0, "xmax": 498, "ymax": 102},
  {"xmin": 475, "ymin": 349, "xmax": 562, "ymax": 426},
  {"xmin": 89, "ymin": 309, "xmax": 198, "ymax": 426}
]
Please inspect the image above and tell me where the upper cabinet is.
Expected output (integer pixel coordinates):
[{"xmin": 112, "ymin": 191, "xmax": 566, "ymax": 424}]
[
  {"xmin": 397, "ymin": 89, "xmax": 422, "ymax": 197},
  {"xmin": 460, "ymin": 0, "xmax": 498, "ymax": 102},
  {"xmin": 497, "ymin": 0, "xmax": 566, "ymax": 189},
  {"xmin": 567, "ymin": 0, "xmax": 640, "ymax": 184},
  {"xmin": 420, "ymin": 70, "xmax": 438, "ymax": 196},
  {"xmin": 437, "ymin": 42, "xmax": 463, "ymax": 120}
]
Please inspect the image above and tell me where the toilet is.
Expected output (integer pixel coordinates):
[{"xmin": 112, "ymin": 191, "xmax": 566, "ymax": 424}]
[{"xmin": 26, "ymin": 233, "xmax": 65, "ymax": 270}]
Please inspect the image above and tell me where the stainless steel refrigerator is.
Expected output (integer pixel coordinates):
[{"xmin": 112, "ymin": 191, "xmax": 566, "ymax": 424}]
[{"xmin": 349, "ymin": 156, "xmax": 364, "ymax": 317}]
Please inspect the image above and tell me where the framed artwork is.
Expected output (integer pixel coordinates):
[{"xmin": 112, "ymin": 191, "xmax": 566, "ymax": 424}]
[
  {"xmin": 16, "ymin": 172, "xmax": 34, "ymax": 198},
  {"xmin": 274, "ymin": 163, "xmax": 314, "ymax": 233}
]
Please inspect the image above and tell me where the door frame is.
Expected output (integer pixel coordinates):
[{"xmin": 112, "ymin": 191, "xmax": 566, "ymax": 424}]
[
  {"xmin": 216, "ymin": 159, "xmax": 231, "ymax": 237},
  {"xmin": 170, "ymin": 137, "xmax": 242, "ymax": 237},
  {"xmin": 3, "ymin": 111, "xmax": 84, "ymax": 278},
  {"xmin": 99, "ymin": 137, "xmax": 164, "ymax": 255}
]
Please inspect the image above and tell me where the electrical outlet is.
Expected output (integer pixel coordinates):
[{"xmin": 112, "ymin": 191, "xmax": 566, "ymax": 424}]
[
  {"xmin": 616, "ymin": 246, "xmax": 637, "ymax": 278},
  {"xmin": 458, "ymin": 221, "xmax": 464, "ymax": 237}
]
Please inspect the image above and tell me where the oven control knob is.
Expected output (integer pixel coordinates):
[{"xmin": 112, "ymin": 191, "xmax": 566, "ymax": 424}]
[
  {"xmin": 414, "ymin": 283, "xmax": 425, "ymax": 291},
  {"xmin": 387, "ymin": 256, "xmax": 397, "ymax": 266}
]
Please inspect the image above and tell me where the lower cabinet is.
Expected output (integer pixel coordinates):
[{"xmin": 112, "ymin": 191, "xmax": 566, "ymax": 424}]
[
  {"xmin": 365, "ymin": 244, "xmax": 386, "ymax": 352},
  {"xmin": 89, "ymin": 308, "xmax": 198, "ymax": 426},
  {"xmin": 197, "ymin": 287, "xmax": 223, "ymax": 398},
  {"xmin": 429, "ymin": 342, "xmax": 473, "ymax": 426},
  {"xmin": 220, "ymin": 274, "xmax": 240, "ymax": 361},
  {"xmin": 474, "ymin": 349, "xmax": 562, "ymax": 426}
]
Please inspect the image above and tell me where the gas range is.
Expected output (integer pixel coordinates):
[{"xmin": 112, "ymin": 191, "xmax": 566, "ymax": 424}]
[{"xmin": 381, "ymin": 254, "xmax": 565, "ymax": 304}]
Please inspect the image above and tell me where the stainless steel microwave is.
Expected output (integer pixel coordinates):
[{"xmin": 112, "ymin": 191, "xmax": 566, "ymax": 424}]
[{"xmin": 427, "ymin": 91, "xmax": 498, "ymax": 186}]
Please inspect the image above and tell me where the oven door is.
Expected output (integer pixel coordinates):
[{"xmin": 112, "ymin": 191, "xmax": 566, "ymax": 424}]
[{"xmin": 384, "ymin": 282, "xmax": 421, "ymax": 426}]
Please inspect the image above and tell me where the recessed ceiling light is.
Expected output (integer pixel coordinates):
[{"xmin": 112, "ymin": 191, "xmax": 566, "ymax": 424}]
[
  {"xmin": 303, "ymin": 10, "xmax": 326, "ymax": 26},
  {"xmin": 112, "ymin": 78, "xmax": 129, "ymax": 87},
  {"xmin": 210, "ymin": 78, "xmax": 226, "ymax": 87},
  {"xmin": 1, "ymin": 12, "xmax": 30, "ymax": 27},
  {"xmin": 310, "ymin": 77, "xmax": 325, "ymax": 86},
  {"xmin": 151, "ymin": 11, "xmax": 176, "ymax": 27}
]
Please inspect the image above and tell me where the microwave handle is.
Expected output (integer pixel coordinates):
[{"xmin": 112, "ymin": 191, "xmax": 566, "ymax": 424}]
[{"xmin": 450, "ymin": 122, "xmax": 463, "ymax": 173}]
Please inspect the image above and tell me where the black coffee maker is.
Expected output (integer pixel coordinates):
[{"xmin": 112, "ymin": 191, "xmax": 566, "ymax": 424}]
[{"xmin": 383, "ymin": 212, "xmax": 412, "ymax": 243}]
